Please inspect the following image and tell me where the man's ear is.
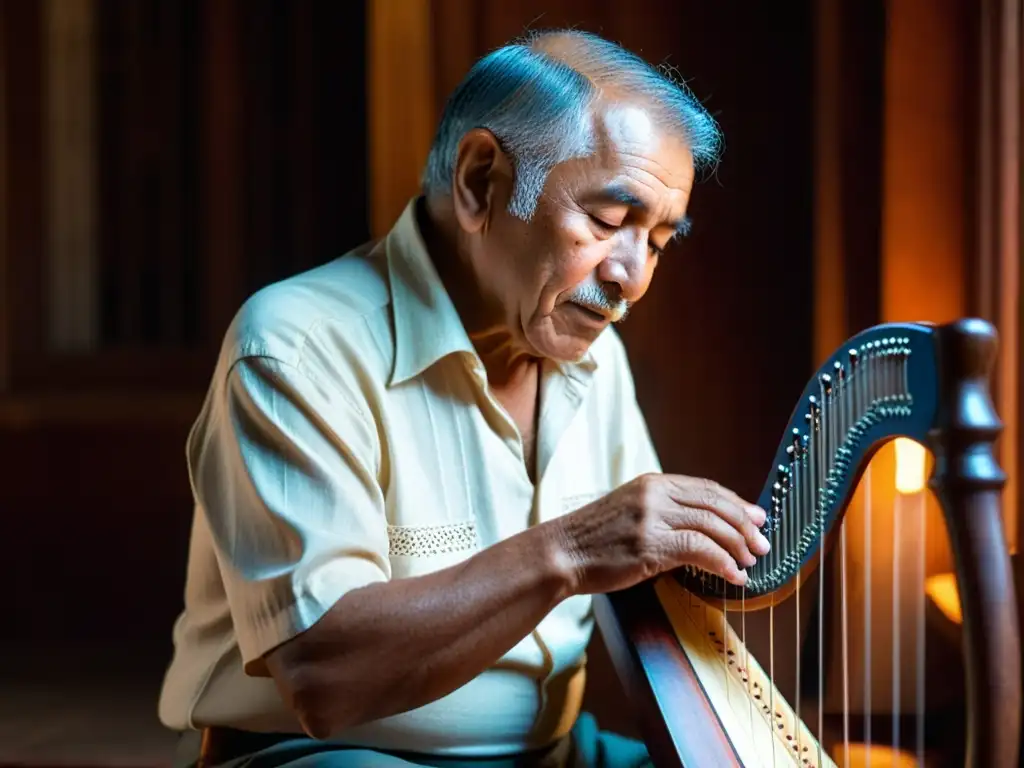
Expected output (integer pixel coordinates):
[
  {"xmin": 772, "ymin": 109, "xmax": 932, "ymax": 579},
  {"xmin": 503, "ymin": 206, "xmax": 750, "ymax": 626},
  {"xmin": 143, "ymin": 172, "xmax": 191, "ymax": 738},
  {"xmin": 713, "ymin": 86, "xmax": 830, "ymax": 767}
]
[{"xmin": 451, "ymin": 129, "xmax": 514, "ymax": 234}]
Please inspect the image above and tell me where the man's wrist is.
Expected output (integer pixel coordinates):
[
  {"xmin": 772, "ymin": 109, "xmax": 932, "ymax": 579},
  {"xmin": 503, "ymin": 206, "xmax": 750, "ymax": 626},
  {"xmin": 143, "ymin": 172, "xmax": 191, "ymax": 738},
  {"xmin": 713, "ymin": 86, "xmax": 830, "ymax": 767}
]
[{"xmin": 531, "ymin": 517, "xmax": 584, "ymax": 601}]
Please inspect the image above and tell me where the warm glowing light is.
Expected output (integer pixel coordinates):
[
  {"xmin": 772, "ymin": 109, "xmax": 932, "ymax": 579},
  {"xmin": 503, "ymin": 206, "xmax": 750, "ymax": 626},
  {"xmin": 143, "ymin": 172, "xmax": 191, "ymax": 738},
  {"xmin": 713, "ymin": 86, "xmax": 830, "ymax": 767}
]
[
  {"xmin": 925, "ymin": 572, "xmax": 963, "ymax": 625},
  {"xmin": 833, "ymin": 744, "xmax": 920, "ymax": 767},
  {"xmin": 894, "ymin": 437, "xmax": 927, "ymax": 494}
]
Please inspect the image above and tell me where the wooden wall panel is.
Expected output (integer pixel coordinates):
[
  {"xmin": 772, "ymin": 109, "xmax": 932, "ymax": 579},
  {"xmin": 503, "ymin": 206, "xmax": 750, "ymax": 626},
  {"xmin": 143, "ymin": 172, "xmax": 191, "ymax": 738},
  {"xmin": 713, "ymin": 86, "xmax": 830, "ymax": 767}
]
[
  {"xmin": 813, "ymin": 0, "xmax": 886, "ymax": 363},
  {"xmin": 882, "ymin": 0, "xmax": 970, "ymax": 328},
  {"xmin": 203, "ymin": 0, "xmax": 244, "ymax": 345},
  {"xmin": 0, "ymin": 1, "xmax": 370, "ymax": 676},
  {"xmin": 368, "ymin": 0, "xmax": 435, "ymax": 238},
  {"xmin": 0, "ymin": 0, "xmax": 8, "ymax": 391},
  {"xmin": 429, "ymin": 0, "xmax": 479, "ymax": 121},
  {"xmin": 44, "ymin": 0, "xmax": 99, "ymax": 353},
  {"xmin": 2, "ymin": 0, "xmax": 45, "ymax": 383},
  {"xmin": 1, "ymin": 417, "xmax": 199, "ymax": 648},
  {"xmin": 96, "ymin": 0, "xmax": 199, "ymax": 347},
  {"xmin": 970, "ymin": 0, "xmax": 1020, "ymax": 550},
  {"xmin": 1, "ymin": 0, "xmax": 368, "ymax": 394},
  {"xmin": 233, "ymin": 0, "xmax": 368, "ymax": 291},
  {"xmin": 309, "ymin": 2, "xmax": 369, "ymax": 274}
]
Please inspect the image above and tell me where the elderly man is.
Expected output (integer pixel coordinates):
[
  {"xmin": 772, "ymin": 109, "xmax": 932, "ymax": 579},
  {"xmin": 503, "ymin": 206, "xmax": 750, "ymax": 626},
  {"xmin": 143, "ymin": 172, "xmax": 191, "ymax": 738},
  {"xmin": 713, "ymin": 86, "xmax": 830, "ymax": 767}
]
[{"xmin": 160, "ymin": 29, "xmax": 770, "ymax": 768}]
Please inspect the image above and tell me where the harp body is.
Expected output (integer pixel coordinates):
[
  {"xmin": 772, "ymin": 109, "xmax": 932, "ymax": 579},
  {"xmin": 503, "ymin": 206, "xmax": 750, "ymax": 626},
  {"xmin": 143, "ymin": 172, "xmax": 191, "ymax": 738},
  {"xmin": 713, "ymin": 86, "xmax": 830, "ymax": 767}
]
[{"xmin": 595, "ymin": 319, "xmax": 1021, "ymax": 767}]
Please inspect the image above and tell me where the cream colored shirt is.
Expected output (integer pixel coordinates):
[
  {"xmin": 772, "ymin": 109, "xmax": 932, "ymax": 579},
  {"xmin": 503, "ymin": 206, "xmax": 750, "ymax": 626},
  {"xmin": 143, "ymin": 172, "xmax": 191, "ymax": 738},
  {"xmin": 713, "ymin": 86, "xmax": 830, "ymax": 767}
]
[{"xmin": 158, "ymin": 199, "xmax": 661, "ymax": 756}]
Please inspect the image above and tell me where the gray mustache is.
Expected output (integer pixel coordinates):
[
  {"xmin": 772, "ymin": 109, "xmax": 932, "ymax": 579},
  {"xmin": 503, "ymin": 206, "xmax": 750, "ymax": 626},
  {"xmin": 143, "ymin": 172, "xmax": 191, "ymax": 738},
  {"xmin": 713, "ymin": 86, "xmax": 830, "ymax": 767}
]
[{"xmin": 568, "ymin": 284, "xmax": 630, "ymax": 321}]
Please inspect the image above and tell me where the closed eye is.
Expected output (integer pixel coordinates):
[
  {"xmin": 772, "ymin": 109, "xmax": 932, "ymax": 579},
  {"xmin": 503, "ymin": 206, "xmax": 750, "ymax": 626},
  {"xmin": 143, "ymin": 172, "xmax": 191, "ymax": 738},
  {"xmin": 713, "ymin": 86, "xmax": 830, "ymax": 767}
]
[
  {"xmin": 588, "ymin": 213, "xmax": 618, "ymax": 234},
  {"xmin": 589, "ymin": 214, "xmax": 667, "ymax": 257}
]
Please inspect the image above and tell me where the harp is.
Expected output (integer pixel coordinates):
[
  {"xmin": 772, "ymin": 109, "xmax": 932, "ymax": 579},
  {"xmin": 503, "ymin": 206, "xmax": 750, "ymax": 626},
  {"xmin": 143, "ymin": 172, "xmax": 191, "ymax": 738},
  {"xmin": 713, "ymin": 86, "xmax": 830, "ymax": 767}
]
[{"xmin": 594, "ymin": 319, "xmax": 1021, "ymax": 767}]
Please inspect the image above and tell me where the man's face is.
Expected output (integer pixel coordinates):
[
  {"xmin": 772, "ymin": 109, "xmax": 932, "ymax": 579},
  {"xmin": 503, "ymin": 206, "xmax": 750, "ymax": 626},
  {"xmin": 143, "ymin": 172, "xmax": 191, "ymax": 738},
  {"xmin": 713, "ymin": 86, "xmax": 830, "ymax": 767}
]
[{"xmin": 480, "ymin": 102, "xmax": 695, "ymax": 362}]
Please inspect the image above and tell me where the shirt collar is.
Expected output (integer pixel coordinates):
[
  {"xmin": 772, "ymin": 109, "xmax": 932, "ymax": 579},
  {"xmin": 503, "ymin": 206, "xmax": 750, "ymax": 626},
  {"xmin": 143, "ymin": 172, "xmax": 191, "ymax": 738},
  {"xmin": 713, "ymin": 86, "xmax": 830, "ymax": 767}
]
[
  {"xmin": 386, "ymin": 197, "xmax": 599, "ymax": 387},
  {"xmin": 388, "ymin": 199, "xmax": 477, "ymax": 386}
]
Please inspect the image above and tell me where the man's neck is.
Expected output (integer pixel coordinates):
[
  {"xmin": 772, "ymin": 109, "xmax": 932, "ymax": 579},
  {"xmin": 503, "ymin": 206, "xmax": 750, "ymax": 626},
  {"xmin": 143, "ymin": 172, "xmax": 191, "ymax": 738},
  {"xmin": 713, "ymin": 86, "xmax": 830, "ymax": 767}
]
[{"xmin": 419, "ymin": 196, "xmax": 538, "ymax": 389}]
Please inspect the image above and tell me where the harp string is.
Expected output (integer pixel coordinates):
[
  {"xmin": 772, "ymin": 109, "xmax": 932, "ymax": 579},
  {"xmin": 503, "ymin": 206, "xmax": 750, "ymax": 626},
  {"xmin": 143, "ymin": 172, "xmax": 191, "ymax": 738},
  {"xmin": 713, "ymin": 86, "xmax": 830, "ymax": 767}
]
[
  {"xmin": 795, "ymin": 546, "xmax": 802, "ymax": 757},
  {"xmin": 840, "ymin": 356, "xmax": 851, "ymax": 768},
  {"xmin": 840, "ymin": 523, "xmax": 850, "ymax": 767},
  {"xmin": 770, "ymin": 598, "xmax": 777, "ymax": 768},
  {"xmin": 724, "ymin": 597, "xmax": 731, "ymax": 711},
  {"xmin": 892, "ymin": 476, "xmax": 901, "ymax": 756},
  {"xmin": 795, "ymin": 393, "xmax": 811, "ymax": 761},
  {"xmin": 815, "ymin": 372, "xmax": 829, "ymax": 768},
  {"xmin": 742, "ymin": 588, "xmax": 754, "ymax": 755},
  {"xmin": 916, "ymin": 489, "xmax": 926, "ymax": 765},
  {"xmin": 863, "ymin": 398, "xmax": 873, "ymax": 762}
]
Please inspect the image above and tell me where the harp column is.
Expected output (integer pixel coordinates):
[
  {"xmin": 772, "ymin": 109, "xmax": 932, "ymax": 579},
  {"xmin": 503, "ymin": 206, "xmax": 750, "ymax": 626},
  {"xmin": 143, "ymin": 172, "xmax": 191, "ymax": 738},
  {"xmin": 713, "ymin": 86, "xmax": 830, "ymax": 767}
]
[{"xmin": 927, "ymin": 320, "xmax": 1019, "ymax": 768}]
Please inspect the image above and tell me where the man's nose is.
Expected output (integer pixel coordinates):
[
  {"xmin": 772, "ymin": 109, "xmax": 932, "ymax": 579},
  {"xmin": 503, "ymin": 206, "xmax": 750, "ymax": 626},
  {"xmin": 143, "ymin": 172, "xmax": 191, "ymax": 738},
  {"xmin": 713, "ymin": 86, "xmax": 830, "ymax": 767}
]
[{"xmin": 596, "ymin": 234, "xmax": 652, "ymax": 302}]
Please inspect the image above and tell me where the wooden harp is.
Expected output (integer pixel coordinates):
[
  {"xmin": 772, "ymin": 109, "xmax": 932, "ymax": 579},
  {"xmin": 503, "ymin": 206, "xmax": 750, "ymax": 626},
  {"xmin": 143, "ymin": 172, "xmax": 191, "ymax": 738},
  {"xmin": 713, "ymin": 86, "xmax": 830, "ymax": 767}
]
[{"xmin": 595, "ymin": 319, "xmax": 1021, "ymax": 767}]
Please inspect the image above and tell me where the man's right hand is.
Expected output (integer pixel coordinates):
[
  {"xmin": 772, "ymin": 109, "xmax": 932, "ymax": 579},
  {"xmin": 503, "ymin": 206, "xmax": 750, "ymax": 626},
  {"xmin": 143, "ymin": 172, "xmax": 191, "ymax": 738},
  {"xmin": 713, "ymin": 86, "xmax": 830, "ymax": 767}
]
[
  {"xmin": 552, "ymin": 473, "xmax": 771, "ymax": 595},
  {"xmin": 264, "ymin": 472, "xmax": 768, "ymax": 737}
]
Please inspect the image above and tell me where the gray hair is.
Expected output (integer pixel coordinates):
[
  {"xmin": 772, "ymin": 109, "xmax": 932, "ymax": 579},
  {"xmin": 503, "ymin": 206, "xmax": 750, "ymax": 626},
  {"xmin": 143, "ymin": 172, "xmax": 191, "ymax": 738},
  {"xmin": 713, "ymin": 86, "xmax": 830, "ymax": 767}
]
[{"xmin": 421, "ymin": 29, "xmax": 722, "ymax": 220}]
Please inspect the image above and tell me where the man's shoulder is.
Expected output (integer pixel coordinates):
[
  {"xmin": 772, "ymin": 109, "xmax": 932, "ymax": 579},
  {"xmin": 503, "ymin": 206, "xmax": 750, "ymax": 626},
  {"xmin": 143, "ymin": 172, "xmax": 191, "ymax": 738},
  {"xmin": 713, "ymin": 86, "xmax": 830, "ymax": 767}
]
[{"xmin": 223, "ymin": 239, "xmax": 394, "ymax": 375}]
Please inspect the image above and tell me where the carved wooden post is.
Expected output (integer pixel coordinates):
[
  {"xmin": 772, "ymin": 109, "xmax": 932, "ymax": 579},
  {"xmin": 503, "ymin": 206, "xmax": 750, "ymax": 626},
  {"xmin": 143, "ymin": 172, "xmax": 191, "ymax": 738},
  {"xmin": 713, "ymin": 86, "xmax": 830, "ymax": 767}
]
[{"xmin": 928, "ymin": 318, "xmax": 1021, "ymax": 767}]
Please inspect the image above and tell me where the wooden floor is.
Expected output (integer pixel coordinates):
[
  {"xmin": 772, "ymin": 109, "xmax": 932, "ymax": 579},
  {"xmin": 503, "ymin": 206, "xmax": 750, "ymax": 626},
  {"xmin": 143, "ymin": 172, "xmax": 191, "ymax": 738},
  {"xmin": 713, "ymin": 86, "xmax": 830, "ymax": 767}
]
[{"xmin": 0, "ymin": 644, "xmax": 177, "ymax": 768}]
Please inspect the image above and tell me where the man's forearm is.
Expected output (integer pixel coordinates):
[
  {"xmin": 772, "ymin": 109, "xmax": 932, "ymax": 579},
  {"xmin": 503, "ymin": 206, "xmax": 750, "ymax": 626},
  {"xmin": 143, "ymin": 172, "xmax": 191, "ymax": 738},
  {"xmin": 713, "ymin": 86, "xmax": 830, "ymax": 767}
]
[{"xmin": 266, "ymin": 520, "xmax": 576, "ymax": 738}]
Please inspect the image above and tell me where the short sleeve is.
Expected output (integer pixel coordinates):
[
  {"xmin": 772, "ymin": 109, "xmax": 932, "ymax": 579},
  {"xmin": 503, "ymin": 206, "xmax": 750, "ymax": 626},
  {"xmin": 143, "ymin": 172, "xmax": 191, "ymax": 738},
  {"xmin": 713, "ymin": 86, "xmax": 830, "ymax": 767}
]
[{"xmin": 187, "ymin": 355, "xmax": 390, "ymax": 674}]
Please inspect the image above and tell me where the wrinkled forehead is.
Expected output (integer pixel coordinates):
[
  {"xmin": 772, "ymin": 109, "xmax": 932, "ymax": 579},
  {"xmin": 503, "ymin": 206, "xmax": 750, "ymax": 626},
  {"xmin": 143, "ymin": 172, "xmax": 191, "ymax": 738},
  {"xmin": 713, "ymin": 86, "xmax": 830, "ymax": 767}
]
[{"xmin": 574, "ymin": 99, "xmax": 696, "ymax": 190}]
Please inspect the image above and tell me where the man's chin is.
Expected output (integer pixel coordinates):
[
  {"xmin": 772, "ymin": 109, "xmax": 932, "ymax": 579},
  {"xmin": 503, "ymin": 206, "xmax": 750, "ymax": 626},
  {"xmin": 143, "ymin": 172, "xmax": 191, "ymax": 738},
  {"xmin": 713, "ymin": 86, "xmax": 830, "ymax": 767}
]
[{"xmin": 528, "ymin": 329, "xmax": 603, "ymax": 364}]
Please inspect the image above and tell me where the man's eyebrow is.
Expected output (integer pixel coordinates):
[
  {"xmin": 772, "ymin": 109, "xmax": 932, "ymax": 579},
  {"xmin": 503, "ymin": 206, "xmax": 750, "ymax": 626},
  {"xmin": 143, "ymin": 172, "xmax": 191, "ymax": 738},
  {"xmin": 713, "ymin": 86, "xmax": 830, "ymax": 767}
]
[
  {"xmin": 595, "ymin": 184, "xmax": 646, "ymax": 208},
  {"xmin": 590, "ymin": 184, "xmax": 692, "ymax": 238},
  {"xmin": 673, "ymin": 216, "xmax": 693, "ymax": 239}
]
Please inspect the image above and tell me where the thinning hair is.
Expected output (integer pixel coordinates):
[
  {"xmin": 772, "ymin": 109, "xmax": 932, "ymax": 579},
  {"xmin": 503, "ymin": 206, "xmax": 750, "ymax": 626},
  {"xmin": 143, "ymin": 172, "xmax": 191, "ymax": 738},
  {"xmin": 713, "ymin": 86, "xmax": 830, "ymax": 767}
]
[{"xmin": 421, "ymin": 29, "xmax": 722, "ymax": 220}]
